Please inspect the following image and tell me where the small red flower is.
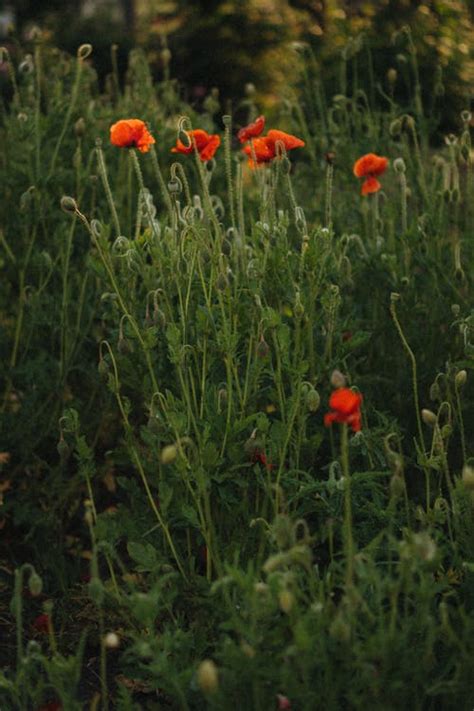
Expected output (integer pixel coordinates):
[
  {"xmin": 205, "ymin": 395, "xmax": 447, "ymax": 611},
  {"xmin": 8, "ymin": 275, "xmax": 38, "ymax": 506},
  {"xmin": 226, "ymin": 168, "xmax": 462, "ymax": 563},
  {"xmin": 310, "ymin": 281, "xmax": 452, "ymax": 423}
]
[
  {"xmin": 324, "ymin": 388, "xmax": 363, "ymax": 432},
  {"xmin": 353, "ymin": 153, "xmax": 388, "ymax": 195},
  {"xmin": 243, "ymin": 129, "xmax": 305, "ymax": 168},
  {"xmin": 251, "ymin": 448, "xmax": 274, "ymax": 472},
  {"xmin": 37, "ymin": 702, "xmax": 62, "ymax": 711},
  {"xmin": 237, "ymin": 115, "xmax": 265, "ymax": 143},
  {"xmin": 171, "ymin": 129, "xmax": 221, "ymax": 161},
  {"xmin": 277, "ymin": 694, "xmax": 292, "ymax": 710},
  {"xmin": 110, "ymin": 119, "xmax": 155, "ymax": 153},
  {"xmin": 32, "ymin": 613, "xmax": 50, "ymax": 634}
]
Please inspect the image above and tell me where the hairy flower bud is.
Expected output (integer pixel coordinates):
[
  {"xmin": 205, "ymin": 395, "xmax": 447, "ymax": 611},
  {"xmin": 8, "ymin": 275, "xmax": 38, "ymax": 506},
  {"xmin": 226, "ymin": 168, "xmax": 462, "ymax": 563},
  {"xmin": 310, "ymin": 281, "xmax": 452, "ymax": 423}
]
[
  {"xmin": 197, "ymin": 659, "xmax": 219, "ymax": 694},
  {"xmin": 421, "ymin": 409, "xmax": 437, "ymax": 427},
  {"xmin": 60, "ymin": 196, "xmax": 78, "ymax": 214},
  {"xmin": 161, "ymin": 444, "xmax": 178, "ymax": 465},
  {"xmin": 330, "ymin": 370, "xmax": 346, "ymax": 389},
  {"xmin": 455, "ymin": 370, "xmax": 467, "ymax": 389}
]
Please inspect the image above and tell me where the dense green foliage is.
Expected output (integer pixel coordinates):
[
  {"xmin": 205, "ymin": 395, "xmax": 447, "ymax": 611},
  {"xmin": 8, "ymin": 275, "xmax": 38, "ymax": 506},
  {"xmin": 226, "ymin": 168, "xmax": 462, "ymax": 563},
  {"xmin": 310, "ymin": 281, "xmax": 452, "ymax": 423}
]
[{"xmin": 0, "ymin": 32, "xmax": 474, "ymax": 710}]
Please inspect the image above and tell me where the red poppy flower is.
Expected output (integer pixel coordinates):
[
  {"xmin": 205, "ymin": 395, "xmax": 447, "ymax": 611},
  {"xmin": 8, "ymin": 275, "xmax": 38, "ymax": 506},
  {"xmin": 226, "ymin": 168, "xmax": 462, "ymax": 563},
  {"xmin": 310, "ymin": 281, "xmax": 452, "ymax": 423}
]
[
  {"xmin": 324, "ymin": 388, "xmax": 363, "ymax": 432},
  {"xmin": 251, "ymin": 448, "xmax": 274, "ymax": 472},
  {"xmin": 243, "ymin": 129, "xmax": 305, "ymax": 168},
  {"xmin": 110, "ymin": 119, "xmax": 155, "ymax": 153},
  {"xmin": 32, "ymin": 613, "xmax": 50, "ymax": 634},
  {"xmin": 237, "ymin": 115, "xmax": 265, "ymax": 143},
  {"xmin": 37, "ymin": 702, "xmax": 62, "ymax": 711},
  {"xmin": 171, "ymin": 129, "xmax": 221, "ymax": 161},
  {"xmin": 353, "ymin": 153, "xmax": 388, "ymax": 195}
]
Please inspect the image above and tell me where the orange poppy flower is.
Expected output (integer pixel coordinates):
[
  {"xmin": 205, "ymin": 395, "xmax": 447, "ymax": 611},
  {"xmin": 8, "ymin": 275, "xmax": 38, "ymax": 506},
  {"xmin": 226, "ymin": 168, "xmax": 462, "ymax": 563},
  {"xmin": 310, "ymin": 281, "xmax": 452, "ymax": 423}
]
[
  {"xmin": 237, "ymin": 115, "xmax": 265, "ymax": 143},
  {"xmin": 243, "ymin": 129, "xmax": 305, "ymax": 168},
  {"xmin": 324, "ymin": 388, "xmax": 363, "ymax": 432},
  {"xmin": 171, "ymin": 129, "xmax": 221, "ymax": 161},
  {"xmin": 110, "ymin": 119, "xmax": 155, "ymax": 153},
  {"xmin": 353, "ymin": 153, "xmax": 388, "ymax": 195}
]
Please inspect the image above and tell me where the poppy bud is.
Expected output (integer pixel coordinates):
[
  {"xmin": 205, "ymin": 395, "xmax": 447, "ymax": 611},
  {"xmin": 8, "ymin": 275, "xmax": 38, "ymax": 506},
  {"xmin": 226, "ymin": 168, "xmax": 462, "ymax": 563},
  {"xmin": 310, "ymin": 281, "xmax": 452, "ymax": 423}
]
[
  {"xmin": 451, "ymin": 304, "xmax": 460, "ymax": 318},
  {"xmin": 455, "ymin": 370, "xmax": 467, "ymax": 389},
  {"xmin": 57, "ymin": 438, "xmax": 70, "ymax": 462},
  {"xmin": 245, "ymin": 83, "xmax": 256, "ymax": 96},
  {"xmin": 117, "ymin": 336, "xmax": 132, "ymax": 355},
  {"xmin": 462, "ymin": 465, "xmax": 474, "ymax": 490},
  {"xmin": 197, "ymin": 659, "xmax": 219, "ymax": 695},
  {"xmin": 306, "ymin": 388, "xmax": 321, "ymax": 412},
  {"xmin": 240, "ymin": 641, "xmax": 255, "ymax": 658},
  {"xmin": 325, "ymin": 151, "xmax": 336, "ymax": 165},
  {"xmin": 387, "ymin": 68, "xmax": 397, "ymax": 84},
  {"xmin": 256, "ymin": 335, "xmax": 270, "ymax": 359},
  {"xmin": 429, "ymin": 382, "xmax": 441, "ymax": 402},
  {"xmin": 389, "ymin": 119, "xmax": 402, "ymax": 137},
  {"xmin": 330, "ymin": 370, "xmax": 346, "ymax": 389},
  {"xmin": 254, "ymin": 582, "xmax": 268, "ymax": 594},
  {"xmin": 393, "ymin": 157, "xmax": 406, "ymax": 174},
  {"xmin": 28, "ymin": 572, "xmax": 43, "ymax": 597},
  {"xmin": 421, "ymin": 409, "xmax": 437, "ymax": 427},
  {"xmin": 460, "ymin": 144, "xmax": 470, "ymax": 162},
  {"xmin": 390, "ymin": 292, "xmax": 400, "ymax": 303},
  {"xmin": 60, "ymin": 196, "xmax": 78, "ymax": 214},
  {"xmin": 161, "ymin": 48, "xmax": 171, "ymax": 66},
  {"xmin": 104, "ymin": 632, "xmax": 120, "ymax": 649},
  {"xmin": 216, "ymin": 273, "xmax": 229, "ymax": 291},
  {"xmin": 160, "ymin": 444, "xmax": 178, "ymax": 465},
  {"xmin": 74, "ymin": 117, "xmax": 86, "ymax": 137},
  {"xmin": 390, "ymin": 474, "xmax": 405, "ymax": 499},
  {"xmin": 278, "ymin": 589, "xmax": 294, "ymax": 614},
  {"xmin": 88, "ymin": 577, "xmax": 104, "ymax": 604},
  {"xmin": 98, "ymin": 358, "xmax": 109, "ymax": 378},
  {"xmin": 77, "ymin": 44, "xmax": 93, "ymax": 60}
]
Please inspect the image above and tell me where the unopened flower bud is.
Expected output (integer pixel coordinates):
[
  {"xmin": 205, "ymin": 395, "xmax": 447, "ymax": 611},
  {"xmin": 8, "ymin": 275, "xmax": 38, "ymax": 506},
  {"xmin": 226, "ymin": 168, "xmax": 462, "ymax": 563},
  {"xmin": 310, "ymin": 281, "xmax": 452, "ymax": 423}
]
[
  {"xmin": 88, "ymin": 577, "xmax": 104, "ymax": 604},
  {"xmin": 387, "ymin": 68, "xmax": 397, "ymax": 84},
  {"xmin": 160, "ymin": 444, "xmax": 178, "ymax": 465},
  {"xmin": 161, "ymin": 48, "xmax": 171, "ymax": 65},
  {"xmin": 462, "ymin": 465, "xmax": 474, "ymax": 490},
  {"xmin": 197, "ymin": 659, "xmax": 219, "ymax": 695},
  {"xmin": 393, "ymin": 157, "xmax": 406, "ymax": 173},
  {"xmin": 421, "ymin": 409, "xmax": 437, "ymax": 427},
  {"xmin": 240, "ymin": 641, "xmax": 255, "ymax": 658},
  {"xmin": 216, "ymin": 273, "xmax": 229, "ymax": 291},
  {"xmin": 278, "ymin": 589, "xmax": 294, "ymax": 614},
  {"xmin": 28, "ymin": 572, "xmax": 43, "ymax": 597},
  {"xmin": 389, "ymin": 119, "xmax": 402, "ymax": 137},
  {"xmin": 104, "ymin": 632, "xmax": 120, "ymax": 649},
  {"xmin": 256, "ymin": 335, "xmax": 270, "ymax": 359},
  {"xmin": 57, "ymin": 438, "xmax": 70, "ymax": 461},
  {"xmin": 306, "ymin": 388, "xmax": 321, "ymax": 412},
  {"xmin": 60, "ymin": 196, "xmax": 78, "ymax": 214},
  {"xmin": 390, "ymin": 474, "xmax": 405, "ymax": 499},
  {"xmin": 330, "ymin": 370, "xmax": 346, "ymax": 389},
  {"xmin": 74, "ymin": 117, "xmax": 86, "ymax": 137},
  {"xmin": 455, "ymin": 370, "xmax": 467, "ymax": 389}
]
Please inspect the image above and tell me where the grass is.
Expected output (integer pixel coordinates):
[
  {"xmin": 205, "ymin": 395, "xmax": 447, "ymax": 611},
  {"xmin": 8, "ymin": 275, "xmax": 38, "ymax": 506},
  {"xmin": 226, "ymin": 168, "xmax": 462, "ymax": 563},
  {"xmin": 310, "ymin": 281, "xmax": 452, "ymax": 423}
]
[{"xmin": 0, "ymin": 31, "xmax": 473, "ymax": 710}]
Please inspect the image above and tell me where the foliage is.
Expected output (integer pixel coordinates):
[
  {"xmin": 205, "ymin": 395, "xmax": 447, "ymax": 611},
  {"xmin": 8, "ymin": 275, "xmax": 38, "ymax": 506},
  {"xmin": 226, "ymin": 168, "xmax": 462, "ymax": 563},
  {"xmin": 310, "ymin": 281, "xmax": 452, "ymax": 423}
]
[{"xmin": 0, "ymin": 32, "xmax": 473, "ymax": 709}]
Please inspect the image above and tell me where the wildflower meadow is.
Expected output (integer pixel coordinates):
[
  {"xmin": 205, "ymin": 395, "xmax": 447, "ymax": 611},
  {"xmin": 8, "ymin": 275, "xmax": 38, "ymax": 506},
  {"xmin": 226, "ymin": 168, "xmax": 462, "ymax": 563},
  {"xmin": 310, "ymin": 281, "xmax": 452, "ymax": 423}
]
[{"xmin": 0, "ymin": 26, "xmax": 474, "ymax": 711}]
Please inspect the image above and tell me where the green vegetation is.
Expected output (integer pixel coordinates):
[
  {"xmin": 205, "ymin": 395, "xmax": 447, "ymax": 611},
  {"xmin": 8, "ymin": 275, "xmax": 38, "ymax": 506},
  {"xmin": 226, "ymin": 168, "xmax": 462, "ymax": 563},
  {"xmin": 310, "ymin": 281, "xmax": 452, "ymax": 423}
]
[{"xmin": 0, "ymin": 28, "xmax": 473, "ymax": 710}]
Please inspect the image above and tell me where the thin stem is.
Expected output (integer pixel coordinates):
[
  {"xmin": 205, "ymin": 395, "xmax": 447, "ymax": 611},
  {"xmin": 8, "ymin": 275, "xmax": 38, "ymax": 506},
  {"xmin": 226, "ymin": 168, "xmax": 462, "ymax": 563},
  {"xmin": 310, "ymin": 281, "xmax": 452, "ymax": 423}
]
[
  {"xmin": 341, "ymin": 423, "xmax": 354, "ymax": 588},
  {"xmin": 96, "ymin": 146, "xmax": 121, "ymax": 237}
]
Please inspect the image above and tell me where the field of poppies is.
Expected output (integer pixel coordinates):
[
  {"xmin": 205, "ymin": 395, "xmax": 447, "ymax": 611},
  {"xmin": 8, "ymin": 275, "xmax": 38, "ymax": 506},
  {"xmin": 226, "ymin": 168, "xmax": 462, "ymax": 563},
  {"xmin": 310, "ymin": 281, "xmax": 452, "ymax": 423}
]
[{"xmin": 1, "ymin": 34, "xmax": 474, "ymax": 710}]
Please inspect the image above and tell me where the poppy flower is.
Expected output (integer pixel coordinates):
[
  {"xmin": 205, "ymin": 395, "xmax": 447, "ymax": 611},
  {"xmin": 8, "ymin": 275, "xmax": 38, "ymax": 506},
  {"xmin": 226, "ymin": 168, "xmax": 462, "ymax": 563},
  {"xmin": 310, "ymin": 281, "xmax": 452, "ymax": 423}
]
[
  {"xmin": 171, "ymin": 129, "xmax": 221, "ymax": 161},
  {"xmin": 243, "ymin": 129, "xmax": 305, "ymax": 168},
  {"xmin": 251, "ymin": 448, "xmax": 274, "ymax": 472},
  {"xmin": 324, "ymin": 388, "xmax": 363, "ymax": 432},
  {"xmin": 32, "ymin": 613, "xmax": 50, "ymax": 634},
  {"xmin": 237, "ymin": 115, "xmax": 265, "ymax": 143},
  {"xmin": 353, "ymin": 153, "xmax": 388, "ymax": 195},
  {"xmin": 110, "ymin": 119, "xmax": 155, "ymax": 153}
]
